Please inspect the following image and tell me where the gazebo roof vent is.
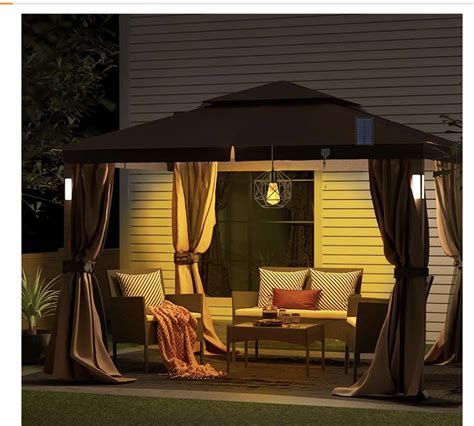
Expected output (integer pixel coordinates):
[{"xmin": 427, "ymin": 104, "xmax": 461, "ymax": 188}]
[{"xmin": 204, "ymin": 81, "xmax": 362, "ymax": 109}]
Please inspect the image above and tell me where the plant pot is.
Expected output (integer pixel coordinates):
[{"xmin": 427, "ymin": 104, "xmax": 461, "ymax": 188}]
[{"xmin": 22, "ymin": 331, "xmax": 51, "ymax": 365}]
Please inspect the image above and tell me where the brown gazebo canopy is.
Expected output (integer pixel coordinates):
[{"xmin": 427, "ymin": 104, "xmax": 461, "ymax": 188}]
[{"xmin": 63, "ymin": 81, "xmax": 459, "ymax": 164}]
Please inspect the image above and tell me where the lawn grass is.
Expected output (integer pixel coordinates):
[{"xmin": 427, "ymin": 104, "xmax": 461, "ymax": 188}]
[{"xmin": 22, "ymin": 390, "xmax": 461, "ymax": 425}]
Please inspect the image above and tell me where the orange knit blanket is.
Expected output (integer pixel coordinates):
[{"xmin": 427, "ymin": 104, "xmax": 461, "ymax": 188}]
[{"xmin": 149, "ymin": 300, "xmax": 224, "ymax": 380}]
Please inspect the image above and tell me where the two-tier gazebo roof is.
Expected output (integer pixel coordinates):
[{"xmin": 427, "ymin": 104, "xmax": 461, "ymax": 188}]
[{"xmin": 63, "ymin": 81, "xmax": 460, "ymax": 164}]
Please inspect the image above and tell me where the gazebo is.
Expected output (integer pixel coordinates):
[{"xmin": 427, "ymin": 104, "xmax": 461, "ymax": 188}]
[{"xmin": 45, "ymin": 81, "xmax": 461, "ymax": 398}]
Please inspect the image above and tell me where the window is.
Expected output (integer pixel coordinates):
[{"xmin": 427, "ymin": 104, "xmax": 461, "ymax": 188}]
[{"xmin": 200, "ymin": 171, "xmax": 314, "ymax": 296}]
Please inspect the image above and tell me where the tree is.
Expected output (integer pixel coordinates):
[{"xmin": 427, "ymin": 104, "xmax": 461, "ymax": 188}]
[
  {"xmin": 433, "ymin": 114, "xmax": 462, "ymax": 180},
  {"xmin": 22, "ymin": 15, "xmax": 118, "ymax": 215}
]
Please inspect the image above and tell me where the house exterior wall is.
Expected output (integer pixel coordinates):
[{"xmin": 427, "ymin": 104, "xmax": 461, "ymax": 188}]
[{"xmin": 119, "ymin": 14, "xmax": 461, "ymax": 342}]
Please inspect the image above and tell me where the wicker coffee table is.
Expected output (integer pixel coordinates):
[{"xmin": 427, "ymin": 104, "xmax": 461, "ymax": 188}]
[{"xmin": 226, "ymin": 322, "xmax": 325, "ymax": 377}]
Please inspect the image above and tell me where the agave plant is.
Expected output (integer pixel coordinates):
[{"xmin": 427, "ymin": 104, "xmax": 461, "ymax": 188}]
[{"xmin": 22, "ymin": 268, "xmax": 61, "ymax": 335}]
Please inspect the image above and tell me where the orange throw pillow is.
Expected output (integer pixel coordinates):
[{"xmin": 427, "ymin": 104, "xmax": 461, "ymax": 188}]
[{"xmin": 272, "ymin": 289, "xmax": 321, "ymax": 310}]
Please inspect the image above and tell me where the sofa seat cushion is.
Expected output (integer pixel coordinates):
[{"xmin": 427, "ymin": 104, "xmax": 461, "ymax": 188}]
[
  {"xmin": 234, "ymin": 307, "xmax": 347, "ymax": 320},
  {"xmin": 146, "ymin": 312, "xmax": 201, "ymax": 322},
  {"xmin": 346, "ymin": 316, "xmax": 357, "ymax": 327}
]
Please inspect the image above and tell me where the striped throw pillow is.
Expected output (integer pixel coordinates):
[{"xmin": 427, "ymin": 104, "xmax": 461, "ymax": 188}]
[
  {"xmin": 257, "ymin": 268, "xmax": 308, "ymax": 308},
  {"xmin": 114, "ymin": 270, "xmax": 165, "ymax": 310},
  {"xmin": 309, "ymin": 269, "xmax": 362, "ymax": 311}
]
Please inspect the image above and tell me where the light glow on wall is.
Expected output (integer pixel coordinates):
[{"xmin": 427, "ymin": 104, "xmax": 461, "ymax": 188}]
[
  {"xmin": 65, "ymin": 178, "xmax": 72, "ymax": 201},
  {"xmin": 411, "ymin": 174, "xmax": 425, "ymax": 200}
]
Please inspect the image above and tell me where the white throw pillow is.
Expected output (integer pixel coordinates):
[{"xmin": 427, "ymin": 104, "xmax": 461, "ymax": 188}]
[
  {"xmin": 257, "ymin": 268, "xmax": 308, "ymax": 308},
  {"xmin": 310, "ymin": 269, "xmax": 362, "ymax": 311},
  {"xmin": 114, "ymin": 270, "xmax": 165, "ymax": 310}
]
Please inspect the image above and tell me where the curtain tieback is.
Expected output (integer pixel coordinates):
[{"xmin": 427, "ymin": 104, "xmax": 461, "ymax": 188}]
[
  {"xmin": 454, "ymin": 259, "xmax": 462, "ymax": 269},
  {"xmin": 62, "ymin": 260, "xmax": 96, "ymax": 273},
  {"xmin": 394, "ymin": 267, "xmax": 428, "ymax": 279},
  {"xmin": 174, "ymin": 252, "xmax": 201, "ymax": 265}
]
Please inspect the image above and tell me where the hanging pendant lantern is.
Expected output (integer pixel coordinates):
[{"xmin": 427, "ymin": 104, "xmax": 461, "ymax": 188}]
[{"xmin": 253, "ymin": 146, "xmax": 292, "ymax": 208}]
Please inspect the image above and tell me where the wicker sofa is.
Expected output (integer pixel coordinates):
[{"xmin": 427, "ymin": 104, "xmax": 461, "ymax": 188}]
[
  {"xmin": 232, "ymin": 267, "xmax": 363, "ymax": 341},
  {"xmin": 107, "ymin": 268, "xmax": 204, "ymax": 372}
]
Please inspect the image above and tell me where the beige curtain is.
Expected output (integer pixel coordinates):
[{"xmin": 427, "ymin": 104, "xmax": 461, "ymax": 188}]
[
  {"xmin": 333, "ymin": 159, "xmax": 429, "ymax": 397},
  {"xmin": 425, "ymin": 161, "xmax": 462, "ymax": 364},
  {"xmin": 44, "ymin": 164, "xmax": 135, "ymax": 383},
  {"xmin": 172, "ymin": 162, "xmax": 226, "ymax": 353}
]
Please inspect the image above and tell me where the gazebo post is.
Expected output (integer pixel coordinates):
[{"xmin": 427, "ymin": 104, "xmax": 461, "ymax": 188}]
[
  {"xmin": 44, "ymin": 162, "xmax": 74, "ymax": 377},
  {"xmin": 418, "ymin": 160, "xmax": 428, "ymax": 399},
  {"xmin": 399, "ymin": 276, "xmax": 406, "ymax": 395},
  {"xmin": 401, "ymin": 159, "xmax": 427, "ymax": 398},
  {"xmin": 398, "ymin": 159, "xmax": 426, "ymax": 395}
]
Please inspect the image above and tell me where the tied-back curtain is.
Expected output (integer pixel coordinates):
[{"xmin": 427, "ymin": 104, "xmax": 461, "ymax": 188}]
[
  {"xmin": 425, "ymin": 161, "xmax": 462, "ymax": 364},
  {"xmin": 172, "ymin": 162, "xmax": 226, "ymax": 353},
  {"xmin": 333, "ymin": 159, "xmax": 429, "ymax": 397},
  {"xmin": 44, "ymin": 163, "xmax": 135, "ymax": 383}
]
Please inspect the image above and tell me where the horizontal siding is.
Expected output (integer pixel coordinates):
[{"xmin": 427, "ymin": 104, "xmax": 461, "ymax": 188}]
[
  {"xmin": 129, "ymin": 14, "xmax": 453, "ymax": 25},
  {"xmin": 320, "ymin": 169, "xmax": 455, "ymax": 343},
  {"xmin": 126, "ymin": 171, "xmax": 175, "ymax": 294},
  {"xmin": 124, "ymin": 13, "xmax": 461, "ymax": 142},
  {"xmin": 129, "ymin": 14, "xmax": 459, "ymax": 34}
]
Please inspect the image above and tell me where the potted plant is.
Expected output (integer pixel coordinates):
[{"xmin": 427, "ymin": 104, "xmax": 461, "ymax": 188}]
[{"xmin": 22, "ymin": 267, "xmax": 61, "ymax": 365}]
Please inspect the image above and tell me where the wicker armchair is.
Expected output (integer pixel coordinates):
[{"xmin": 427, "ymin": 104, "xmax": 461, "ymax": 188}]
[{"xmin": 107, "ymin": 268, "xmax": 204, "ymax": 373}]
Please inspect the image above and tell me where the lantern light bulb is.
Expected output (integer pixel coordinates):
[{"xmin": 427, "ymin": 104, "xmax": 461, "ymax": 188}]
[{"xmin": 266, "ymin": 182, "xmax": 281, "ymax": 205}]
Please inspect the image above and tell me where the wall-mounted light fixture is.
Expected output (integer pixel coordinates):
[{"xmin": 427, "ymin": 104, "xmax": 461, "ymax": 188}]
[
  {"xmin": 65, "ymin": 177, "xmax": 72, "ymax": 201},
  {"xmin": 411, "ymin": 174, "xmax": 425, "ymax": 200}
]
